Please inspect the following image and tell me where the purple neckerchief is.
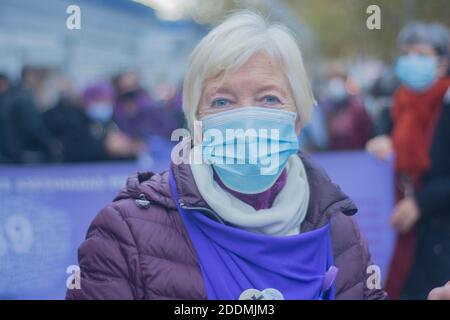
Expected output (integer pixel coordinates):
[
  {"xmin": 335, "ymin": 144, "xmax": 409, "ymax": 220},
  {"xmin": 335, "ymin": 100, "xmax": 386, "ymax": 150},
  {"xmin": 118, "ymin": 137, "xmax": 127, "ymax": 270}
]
[
  {"xmin": 169, "ymin": 168, "xmax": 337, "ymax": 300},
  {"xmin": 213, "ymin": 169, "xmax": 287, "ymax": 210}
]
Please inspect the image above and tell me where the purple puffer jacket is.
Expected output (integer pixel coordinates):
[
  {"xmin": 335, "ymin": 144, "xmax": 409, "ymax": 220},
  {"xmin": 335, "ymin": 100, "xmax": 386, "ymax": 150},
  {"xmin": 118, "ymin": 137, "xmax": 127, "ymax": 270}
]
[{"xmin": 66, "ymin": 152, "xmax": 388, "ymax": 300}]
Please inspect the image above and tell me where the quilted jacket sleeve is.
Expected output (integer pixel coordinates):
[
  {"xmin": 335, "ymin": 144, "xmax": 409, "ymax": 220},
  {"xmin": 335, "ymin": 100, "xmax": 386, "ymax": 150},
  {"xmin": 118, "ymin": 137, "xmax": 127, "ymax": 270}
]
[
  {"xmin": 66, "ymin": 204, "xmax": 142, "ymax": 300},
  {"xmin": 360, "ymin": 228, "xmax": 389, "ymax": 300},
  {"xmin": 332, "ymin": 214, "xmax": 389, "ymax": 300}
]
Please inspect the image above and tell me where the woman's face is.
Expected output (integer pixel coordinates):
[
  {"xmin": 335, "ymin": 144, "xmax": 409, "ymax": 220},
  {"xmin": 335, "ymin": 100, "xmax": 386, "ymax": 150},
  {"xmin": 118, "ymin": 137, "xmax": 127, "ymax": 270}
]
[
  {"xmin": 400, "ymin": 43, "xmax": 449, "ymax": 77},
  {"xmin": 198, "ymin": 53, "xmax": 301, "ymax": 134}
]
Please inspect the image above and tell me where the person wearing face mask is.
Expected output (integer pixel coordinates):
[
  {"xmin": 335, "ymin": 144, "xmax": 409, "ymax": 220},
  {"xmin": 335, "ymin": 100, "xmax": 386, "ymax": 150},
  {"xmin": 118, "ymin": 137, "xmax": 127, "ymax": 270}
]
[
  {"xmin": 321, "ymin": 71, "xmax": 373, "ymax": 151},
  {"xmin": 112, "ymin": 71, "xmax": 179, "ymax": 140},
  {"xmin": 45, "ymin": 82, "xmax": 145, "ymax": 162},
  {"xmin": 366, "ymin": 22, "xmax": 450, "ymax": 299},
  {"xmin": 67, "ymin": 11, "xmax": 389, "ymax": 300}
]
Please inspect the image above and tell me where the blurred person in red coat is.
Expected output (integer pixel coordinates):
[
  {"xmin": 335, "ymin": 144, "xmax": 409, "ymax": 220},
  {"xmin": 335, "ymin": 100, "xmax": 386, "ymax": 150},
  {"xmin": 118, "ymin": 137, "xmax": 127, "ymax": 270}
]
[{"xmin": 367, "ymin": 22, "xmax": 450, "ymax": 299}]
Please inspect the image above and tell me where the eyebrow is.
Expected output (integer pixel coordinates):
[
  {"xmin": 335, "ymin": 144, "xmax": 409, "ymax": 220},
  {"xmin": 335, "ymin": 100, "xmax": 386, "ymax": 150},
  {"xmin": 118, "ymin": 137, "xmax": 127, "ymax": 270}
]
[
  {"xmin": 255, "ymin": 84, "xmax": 288, "ymax": 96},
  {"xmin": 204, "ymin": 86, "xmax": 235, "ymax": 97},
  {"xmin": 205, "ymin": 84, "xmax": 288, "ymax": 97}
]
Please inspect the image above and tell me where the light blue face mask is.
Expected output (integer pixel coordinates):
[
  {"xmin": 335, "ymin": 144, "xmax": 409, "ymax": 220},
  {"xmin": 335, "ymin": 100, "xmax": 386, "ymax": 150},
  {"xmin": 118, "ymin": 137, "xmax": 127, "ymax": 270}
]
[
  {"xmin": 86, "ymin": 102, "xmax": 113, "ymax": 123},
  {"xmin": 201, "ymin": 106, "xmax": 299, "ymax": 194},
  {"xmin": 395, "ymin": 54, "xmax": 438, "ymax": 92}
]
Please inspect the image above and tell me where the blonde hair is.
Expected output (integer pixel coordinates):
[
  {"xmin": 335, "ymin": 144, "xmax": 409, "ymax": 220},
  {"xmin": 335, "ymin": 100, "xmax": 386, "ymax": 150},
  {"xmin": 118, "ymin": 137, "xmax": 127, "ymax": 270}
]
[{"xmin": 182, "ymin": 10, "xmax": 314, "ymax": 132}]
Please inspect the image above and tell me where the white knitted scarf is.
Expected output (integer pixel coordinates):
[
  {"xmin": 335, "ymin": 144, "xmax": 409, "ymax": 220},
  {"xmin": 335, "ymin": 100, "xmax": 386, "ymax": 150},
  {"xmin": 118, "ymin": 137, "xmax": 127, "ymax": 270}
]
[{"xmin": 189, "ymin": 152, "xmax": 310, "ymax": 236}]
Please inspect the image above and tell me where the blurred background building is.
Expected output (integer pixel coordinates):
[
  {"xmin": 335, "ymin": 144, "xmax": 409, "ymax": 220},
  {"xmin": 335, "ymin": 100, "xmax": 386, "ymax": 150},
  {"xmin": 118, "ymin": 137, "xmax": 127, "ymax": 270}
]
[{"xmin": 0, "ymin": 0, "xmax": 206, "ymax": 88}]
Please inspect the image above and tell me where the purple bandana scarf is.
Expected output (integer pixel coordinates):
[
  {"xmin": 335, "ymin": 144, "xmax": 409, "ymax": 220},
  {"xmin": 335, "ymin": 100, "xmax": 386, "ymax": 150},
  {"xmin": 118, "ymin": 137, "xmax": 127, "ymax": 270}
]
[{"xmin": 169, "ymin": 169, "xmax": 337, "ymax": 300}]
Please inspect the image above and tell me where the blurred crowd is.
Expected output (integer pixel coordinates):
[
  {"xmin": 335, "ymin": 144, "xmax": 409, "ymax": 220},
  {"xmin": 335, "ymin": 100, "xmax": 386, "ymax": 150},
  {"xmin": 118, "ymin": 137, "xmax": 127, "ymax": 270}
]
[
  {"xmin": 0, "ymin": 24, "xmax": 449, "ymax": 167},
  {"xmin": 0, "ymin": 61, "xmax": 400, "ymax": 165},
  {"xmin": 0, "ymin": 68, "xmax": 184, "ymax": 164},
  {"xmin": 300, "ymin": 63, "xmax": 399, "ymax": 152}
]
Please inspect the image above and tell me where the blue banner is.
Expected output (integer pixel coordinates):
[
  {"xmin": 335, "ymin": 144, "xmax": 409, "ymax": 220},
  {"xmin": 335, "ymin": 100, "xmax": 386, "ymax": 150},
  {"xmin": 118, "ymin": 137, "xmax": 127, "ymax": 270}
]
[
  {"xmin": 313, "ymin": 152, "xmax": 395, "ymax": 281},
  {"xmin": 0, "ymin": 151, "xmax": 395, "ymax": 299}
]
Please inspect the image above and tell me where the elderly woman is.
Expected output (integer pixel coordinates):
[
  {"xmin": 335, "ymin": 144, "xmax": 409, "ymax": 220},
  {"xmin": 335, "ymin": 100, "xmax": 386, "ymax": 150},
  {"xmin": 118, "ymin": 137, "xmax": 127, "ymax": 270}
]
[
  {"xmin": 67, "ymin": 12, "xmax": 387, "ymax": 300},
  {"xmin": 367, "ymin": 22, "xmax": 450, "ymax": 299}
]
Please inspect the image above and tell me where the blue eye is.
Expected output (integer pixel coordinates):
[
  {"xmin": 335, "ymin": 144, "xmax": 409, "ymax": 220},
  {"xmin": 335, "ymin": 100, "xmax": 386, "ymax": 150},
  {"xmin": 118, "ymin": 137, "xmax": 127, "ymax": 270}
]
[
  {"xmin": 263, "ymin": 95, "xmax": 281, "ymax": 105},
  {"xmin": 211, "ymin": 98, "xmax": 231, "ymax": 108}
]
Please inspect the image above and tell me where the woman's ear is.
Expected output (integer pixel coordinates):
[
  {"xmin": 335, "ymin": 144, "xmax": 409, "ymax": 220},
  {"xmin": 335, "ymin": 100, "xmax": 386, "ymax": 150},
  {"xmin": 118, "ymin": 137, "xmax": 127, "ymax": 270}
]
[
  {"xmin": 295, "ymin": 116, "xmax": 302, "ymax": 136},
  {"xmin": 438, "ymin": 57, "xmax": 449, "ymax": 77},
  {"xmin": 193, "ymin": 119, "xmax": 203, "ymax": 145}
]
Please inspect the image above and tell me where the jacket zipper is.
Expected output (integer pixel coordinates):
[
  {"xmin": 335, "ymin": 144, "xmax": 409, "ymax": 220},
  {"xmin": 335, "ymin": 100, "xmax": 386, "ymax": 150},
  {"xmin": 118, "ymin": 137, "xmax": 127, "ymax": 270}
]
[{"xmin": 178, "ymin": 200, "xmax": 226, "ymax": 225}]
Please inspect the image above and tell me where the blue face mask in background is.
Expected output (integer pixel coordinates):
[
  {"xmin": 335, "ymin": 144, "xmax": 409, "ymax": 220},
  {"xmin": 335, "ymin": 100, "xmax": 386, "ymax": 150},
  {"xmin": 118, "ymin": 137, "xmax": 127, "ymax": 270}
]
[
  {"xmin": 395, "ymin": 54, "xmax": 438, "ymax": 92},
  {"xmin": 86, "ymin": 102, "xmax": 113, "ymax": 123},
  {"xmin": 201, "ymin": 106, "xmax": 299, "ymax": 194}
]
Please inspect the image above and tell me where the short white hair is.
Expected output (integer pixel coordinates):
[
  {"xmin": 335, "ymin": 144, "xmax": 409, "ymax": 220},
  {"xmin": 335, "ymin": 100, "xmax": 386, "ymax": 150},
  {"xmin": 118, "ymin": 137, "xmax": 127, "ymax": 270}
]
[{"xmin": 182, "ymin": 10, "xmax": 314, "ymax": 133}]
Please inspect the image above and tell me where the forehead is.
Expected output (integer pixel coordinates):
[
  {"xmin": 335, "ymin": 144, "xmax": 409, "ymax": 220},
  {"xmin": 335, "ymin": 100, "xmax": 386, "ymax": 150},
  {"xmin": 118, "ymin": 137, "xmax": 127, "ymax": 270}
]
[
  {"xmin": 400, "ymin": 43, "xmax": 437, "ymax": 56},
  {"xmin": 204, "ymin": 53, "xmax": 289, "ymax": 91}
]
